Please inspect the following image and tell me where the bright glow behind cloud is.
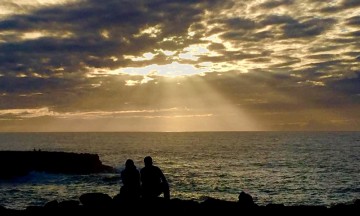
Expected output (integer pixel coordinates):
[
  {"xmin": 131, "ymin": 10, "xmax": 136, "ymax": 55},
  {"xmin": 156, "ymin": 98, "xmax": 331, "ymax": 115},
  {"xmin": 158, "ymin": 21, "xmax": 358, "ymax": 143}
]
[{"xmin": 117, "ymin": 62, "xmax": 207, "ymax": 77}]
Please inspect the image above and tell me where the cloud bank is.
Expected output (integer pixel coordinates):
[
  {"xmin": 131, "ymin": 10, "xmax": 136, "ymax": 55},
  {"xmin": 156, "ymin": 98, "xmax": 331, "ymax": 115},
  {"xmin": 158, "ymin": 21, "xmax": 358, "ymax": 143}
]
[{"xmin": 0, "ymin": 0, "xmax": 359, "ymax": 131}]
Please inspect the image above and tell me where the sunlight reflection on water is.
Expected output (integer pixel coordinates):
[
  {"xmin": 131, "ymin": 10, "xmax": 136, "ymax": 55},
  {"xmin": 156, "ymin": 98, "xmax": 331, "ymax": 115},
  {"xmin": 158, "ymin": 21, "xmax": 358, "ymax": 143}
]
[{"xmin": 0, "ymin": 132, "xmax": 359, "ymax": 209}]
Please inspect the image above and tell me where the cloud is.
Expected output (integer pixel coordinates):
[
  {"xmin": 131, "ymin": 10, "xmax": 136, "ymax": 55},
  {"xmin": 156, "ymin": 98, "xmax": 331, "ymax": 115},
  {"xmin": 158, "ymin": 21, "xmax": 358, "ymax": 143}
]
[
  {"xmin": 282, "ymin": 18, "xmax": 336, "ymax": 38},
  {"xmin": 0, "ymin": 0, "xmax": 220, "ymax": 77},
  {"xmin": 0, "ymin": 106, "xmax": 212, "ymax": 120},
  {"xmin": 261, "ymin": 15, "xmax": 296, "ymax": 26},
  {"xmin": 321, "ymin": 0, "xmax": 360, "ymax": 13},
  {"xmin": 0, "ymin": 107, "xmax": 55, "ymax": 119},
  {"xmin": 259, "ymin": 0, "xmax": 295, "ymax": 9},
  {"xmin": 224, "ymin": 17, "xmax": 257, "ymax": 29},
  {"xmin": 207, "ymin": 43, "xmax": 225, "ymax": 51},
  {"xmin": 0, "ymin": 0, "xmax": 359, "ymax": 131},
  {"xmin": 329, "ymin": 73, "xmax": 360, "ymax": 96},
  {"xmin": 346, "ymin": 16, "xmax": 360, "ymax": 26}
]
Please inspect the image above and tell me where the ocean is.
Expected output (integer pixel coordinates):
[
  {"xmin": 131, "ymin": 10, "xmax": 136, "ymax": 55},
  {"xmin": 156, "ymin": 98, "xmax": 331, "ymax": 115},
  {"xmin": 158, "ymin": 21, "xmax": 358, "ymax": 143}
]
[{"xmin": 0, "ymin": 132, "xmax": 359, "ymax": 209}]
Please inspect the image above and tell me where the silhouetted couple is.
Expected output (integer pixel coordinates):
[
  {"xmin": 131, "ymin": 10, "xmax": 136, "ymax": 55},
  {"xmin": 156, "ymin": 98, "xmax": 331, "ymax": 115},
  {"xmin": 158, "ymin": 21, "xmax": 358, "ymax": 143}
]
[{"xmin": 120, "ymin": 156, "xmax": 170, "ymax": 201}]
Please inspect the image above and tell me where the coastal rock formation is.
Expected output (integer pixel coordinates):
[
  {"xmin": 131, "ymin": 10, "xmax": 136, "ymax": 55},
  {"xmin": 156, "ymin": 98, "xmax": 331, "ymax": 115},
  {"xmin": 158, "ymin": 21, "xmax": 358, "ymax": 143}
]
[
  {"xmin": 79, "ymin": 193, "xmax": 112, "ymax": 208},
  {"xmin": 0, "ymin": 193, "xmax": 359, "ymax": 215},
  {"xmin": 0, "ymin": 151, "xmax": 115, "ymax": 179}
]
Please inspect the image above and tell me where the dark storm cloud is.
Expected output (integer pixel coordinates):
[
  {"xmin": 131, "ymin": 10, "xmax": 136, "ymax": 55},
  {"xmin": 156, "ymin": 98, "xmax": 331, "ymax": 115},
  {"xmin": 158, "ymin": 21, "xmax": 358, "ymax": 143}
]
[
  {"xmin": 342, "ymin": 0, "xmax": 360, "ymax": 7},
  {"xmin": 346, "ymin": 16, "xmax": 360, "ymax": 26},
  {"xmin": 224, "ymin": 17, "xmax": 257, "ymax": 29},
  {"xmin": 307, "ymin": 44, "xmax": 344, "ymax": 53},
  {"xmin": 0, "ymin": 1, "xmax": 198, "ymax": 33},
  {"xmin": 0, "ymin": 0, "xmax": 238, "ymax": 105},
  {"xmin": 344, "ymin": 51, "xmax": 360, "ymax": 58},
  {"xmin": 260, "ymin": 15, "xmax": 296, "ymax": 26},
  {"xmin": 0, "ymin": 76, "xmax": 75, "ymax": 93},
  {"xmin": 0, "ymin": 0, "xmax": 360, "ymax": 131},
  {"xmin": 348, "ymin": 31, "xmax": 360, "ymax": 37},
  {"xmin": 218, "ymin": 16, "xmax": 336, "ymax": 41},
  {"xmin": 282, "ymin": 18, "xmax": 336, "ymax": 38},
  {"xmin": 306, "ymin": 54, "xmax": 338, "ymax": 60},
  {"xmin": 207, "ymin": 43, "xmax": 225, "ymax": 51},
  {"xmin": 220, "ymin": 30, "xmax": 274, "ymax": 42},
  {"xmin": 207, "ymin": 12, "xmax": 345, "ymax": 82},
  {"xmin": 0, "ymin": 0, "xmax": 225, "ymax": 79},
  {"xmin": 248, "ymin": 57, "xmax": 272, "ymax": 63},
  {"xmin": 330, "ymin": 37, "xmax": 359, "ymax": 45},
  {"xmin": 217, "ymin": 16, "xmax": 269, "ymax": 42},
  {"xmin": 0, "ymin": 0, "xmax": 242, "ymax": 118}
]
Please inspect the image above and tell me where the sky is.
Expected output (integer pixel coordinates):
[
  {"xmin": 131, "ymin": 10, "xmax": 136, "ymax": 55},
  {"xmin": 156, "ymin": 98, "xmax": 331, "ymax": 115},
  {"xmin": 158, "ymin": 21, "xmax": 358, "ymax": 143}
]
[{"xmin": 0, "ymin": 0, "xmax": 359, "ymax": 132}]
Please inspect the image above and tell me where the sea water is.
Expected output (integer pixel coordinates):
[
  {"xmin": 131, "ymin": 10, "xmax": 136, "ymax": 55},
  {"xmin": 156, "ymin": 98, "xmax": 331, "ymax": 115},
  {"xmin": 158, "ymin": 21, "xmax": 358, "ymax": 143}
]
[{"xmin": 0, "ymin": 132, "xmax": 359, "ymax": 209}]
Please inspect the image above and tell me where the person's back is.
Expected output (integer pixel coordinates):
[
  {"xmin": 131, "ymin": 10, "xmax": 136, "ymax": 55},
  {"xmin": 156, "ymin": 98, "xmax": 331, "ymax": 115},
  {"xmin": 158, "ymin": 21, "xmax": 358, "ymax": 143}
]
[
  {"xmin": 120, "ymin": 159, "xmax": 140, "ymax": 201},
  {"xmin": 141, "ymin": 165, "xmax": 164, "ymax": 189},
  {"xmin": 140, "ymin": 156, "xmax": 170, "ymax": 200}
]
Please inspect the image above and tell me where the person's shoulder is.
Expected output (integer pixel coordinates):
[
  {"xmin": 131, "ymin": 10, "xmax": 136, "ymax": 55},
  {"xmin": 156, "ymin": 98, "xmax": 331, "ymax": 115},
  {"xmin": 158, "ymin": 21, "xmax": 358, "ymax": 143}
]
[{"xmin": 153, "ymin": 166, "xmax": 162, "ymax": 171}]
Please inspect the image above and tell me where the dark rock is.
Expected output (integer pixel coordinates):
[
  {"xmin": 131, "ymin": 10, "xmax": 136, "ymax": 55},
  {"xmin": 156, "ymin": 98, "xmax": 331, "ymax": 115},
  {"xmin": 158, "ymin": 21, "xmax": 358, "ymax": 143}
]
[
  {"xmin": 238, "ymin": 191, "xmax": 255, "ymax": 207},
  {"xmin": 139, "ymin": 197, "xmax": 169, "ymax": 206},
  {"xmin": 330, "ymin": 202, "xmax": 360, "ymax": 214},
  {"xmin": 112, "ymin": 193, "xmax": 122, "ymax": 205},
  {"xmin": 26, "ymin": 205, "xmax": 44, "ymax": 214},
  {"xmin": 266, "ymin": 203, "xmax": 285, "ymax": 208},
  {"xmin": 331, "ymin": 203, "xmax": 348, "ymax": 209},
  {"xmin": 291, "ymin": 205, "xmax": 328, "ymax": 212},
  {"xmin": 1, "ymin": 207, "xmax": 23, "ymax": 216},
  {"xmin": 59, "ymin": 200, "xmax": 80, "ymax": 209},
  {"xmin": 4, "ymin": 194, "xmax": 360, "ymax": 214},
  {"xmin": 0, "ymin": 151, "xmax": 115, "ymax": 179},
  {"xmin": 169, "ymin": 198, "xmax": 200, "ymax": 213},
  {"xmin": 201, "ymin": 197, "xmax": 239, "ymax": 213},
  {"xmin": 79, "ymin": 193, "xmax": 112, "ymax": 208},
  {"xmin": 354, "ymin": 199, "xmax": 360, "ymax": 206},
  {"xmin": 44, "ymin": 200, "xmax": 58, "ymax": 208},
  {"xmin": 112, "ymin": 193, "xmax": 138, "ymax": 206}
]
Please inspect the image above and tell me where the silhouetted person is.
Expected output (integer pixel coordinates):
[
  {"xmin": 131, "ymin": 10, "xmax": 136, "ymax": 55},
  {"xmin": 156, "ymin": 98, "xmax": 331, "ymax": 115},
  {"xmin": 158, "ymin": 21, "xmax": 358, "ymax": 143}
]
[
  {"xmin": 140, "ymin": 156, "xmax": 170, "ymax": 200},
  {"xmin": 120, "ymin": 159, "xmax": 141, "ymax": 201}
]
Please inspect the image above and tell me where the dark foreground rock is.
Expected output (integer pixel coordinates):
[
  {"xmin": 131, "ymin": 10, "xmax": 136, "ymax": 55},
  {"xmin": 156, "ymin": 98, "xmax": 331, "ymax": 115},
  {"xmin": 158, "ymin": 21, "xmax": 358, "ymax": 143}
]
[
  {"xmin": 0, "ymin": 151, "xmax": 115, "ymax": 179},
  {"xmin": 0, "ymin": 192, "xmax": 359, "ymax": 216}
]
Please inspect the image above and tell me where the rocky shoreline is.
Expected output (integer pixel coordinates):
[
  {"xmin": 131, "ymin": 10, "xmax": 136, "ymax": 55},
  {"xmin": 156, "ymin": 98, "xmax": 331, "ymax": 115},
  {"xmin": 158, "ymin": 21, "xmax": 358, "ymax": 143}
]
[
  {"xmin": 1, "ymin": 151, "xmax": 359, "ymax": 215},
  {"xmin": 0, "ymin": 192, "xmax": 359, "ymax": 215},
  {"xmin": 0, "ymin": 151, "xmax": 115, "ymax": 179}
]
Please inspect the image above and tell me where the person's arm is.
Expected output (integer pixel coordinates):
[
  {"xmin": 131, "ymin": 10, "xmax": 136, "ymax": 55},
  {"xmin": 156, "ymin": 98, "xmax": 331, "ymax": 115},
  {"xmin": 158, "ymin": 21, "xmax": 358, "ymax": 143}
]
[
  {"xmin": 140, "ymin": 169, "xmax": 145, "ymax": 184},
  {"xmin": 121, "ymin": 170, "xmax": 127, "ymax": 185},
  {"xmin": 158, "ymin": 167, "xmax": 168, "ymax": 184}
]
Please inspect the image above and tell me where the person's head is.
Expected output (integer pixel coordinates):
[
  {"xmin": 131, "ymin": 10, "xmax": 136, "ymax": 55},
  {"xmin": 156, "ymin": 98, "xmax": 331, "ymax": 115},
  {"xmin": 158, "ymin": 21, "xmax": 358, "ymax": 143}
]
[
  {"xmin": 144, "ymin": 156, "xmax": 153, "ymax": 167},
  {"xmin": 125, "ymin": 159, "xmax": 135, "ymax": 169}
]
